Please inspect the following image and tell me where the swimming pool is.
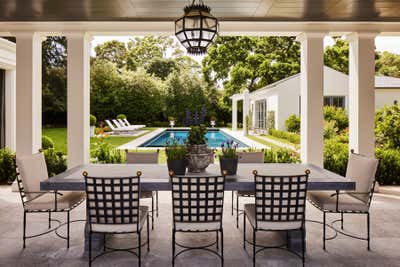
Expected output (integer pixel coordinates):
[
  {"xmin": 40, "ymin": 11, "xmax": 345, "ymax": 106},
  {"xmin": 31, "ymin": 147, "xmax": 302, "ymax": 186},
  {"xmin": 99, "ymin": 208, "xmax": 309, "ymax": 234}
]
[{"xmin": 139, "ymin": 129, "xmax": 248, "ymax": 148}]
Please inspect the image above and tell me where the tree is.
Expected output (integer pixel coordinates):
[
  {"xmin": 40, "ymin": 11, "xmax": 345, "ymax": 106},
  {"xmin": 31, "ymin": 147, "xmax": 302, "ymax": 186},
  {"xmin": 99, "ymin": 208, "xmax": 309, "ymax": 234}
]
[
  {"xmin": 94, "ymin": 40, "xmax": 127, "ymax": 69},
  {"xmin": 375, "ymin": 103, "xmax": 400, "ymax": 149},
  {"xmin": 324, "ymin": 38, "xmax": 349, "ymax": 74},
  {"xmin": 146, "ymin": 58, "xmax": 179, "ymax": 80},
  {"xmin": 376, "ymin": 51, "xmax": 400, "ymax": 78}
]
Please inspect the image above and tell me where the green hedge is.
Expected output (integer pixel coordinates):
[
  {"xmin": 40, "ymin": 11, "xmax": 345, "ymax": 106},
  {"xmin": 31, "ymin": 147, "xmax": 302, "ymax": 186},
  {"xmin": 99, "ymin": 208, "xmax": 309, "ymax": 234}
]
[
  {"xmin": 323, "ymin": 139, "xmax": 349, "ymax": 176},
  {"xmin": 0, "ymin": 148, "xmax": 16, "ymax": 184},
  {"xmin": 264, "ymin": 148, "xmax": 300, "ymax": 163},
  {"xmin": 269, "ymin": 129, "xmax": 300, "ymax": 144}
]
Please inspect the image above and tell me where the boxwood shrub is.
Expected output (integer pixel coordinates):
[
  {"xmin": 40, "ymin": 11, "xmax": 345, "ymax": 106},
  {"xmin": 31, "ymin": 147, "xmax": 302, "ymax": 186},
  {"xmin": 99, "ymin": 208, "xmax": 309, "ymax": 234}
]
[
  {"xmin": 269, "ymin": 129, "xmax": 300, "ymax": 144},
  {"xmin": 0, "ymin": 148, "xmax": 16, "ymax": 184},
  {"xmin": 264, "ymin": 148, "xmax": 300, "ymax": 163}
]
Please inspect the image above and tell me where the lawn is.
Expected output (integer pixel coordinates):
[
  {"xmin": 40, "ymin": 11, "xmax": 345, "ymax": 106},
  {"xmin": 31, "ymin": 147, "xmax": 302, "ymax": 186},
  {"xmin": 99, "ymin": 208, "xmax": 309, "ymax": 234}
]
[{"xmin": 247, "ymin": 135, "xmax": 283, "ymax": 150}]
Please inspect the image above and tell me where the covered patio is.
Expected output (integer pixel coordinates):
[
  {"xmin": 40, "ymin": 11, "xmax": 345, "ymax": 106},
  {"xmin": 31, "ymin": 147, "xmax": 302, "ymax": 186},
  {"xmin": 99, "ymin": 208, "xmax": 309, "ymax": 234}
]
[{"xmin": 1, "ymin": 0, "xmax": 400, "ymax": 266}]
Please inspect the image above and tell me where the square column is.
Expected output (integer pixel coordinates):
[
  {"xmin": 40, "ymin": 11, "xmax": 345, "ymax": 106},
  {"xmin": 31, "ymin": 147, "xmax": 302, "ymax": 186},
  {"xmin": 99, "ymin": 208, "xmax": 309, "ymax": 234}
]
[
  {"xmin": 347, "ymin": 33, "xmax": 377, "ymax": 157},
  {"xmin": 5, "ymin": 70, "xmax": 16, "ymax": 151},
  {"xmin": 14, "ymin": 32, "xmax": 42, "ymax": 156},
  {"xmin": 232, "ymin": 98, "xmax": 238, "ymax": 131},
  {"xmin": 296, "ymin": 33, "xmax": 325, "ymax": 167},
  {"xmin": 242, "ymin": 89, "xmax": 250, "ymax": 135},
  {"xmin": 66, "ymin": 33, "xmax": 91, "ymax": 168}
]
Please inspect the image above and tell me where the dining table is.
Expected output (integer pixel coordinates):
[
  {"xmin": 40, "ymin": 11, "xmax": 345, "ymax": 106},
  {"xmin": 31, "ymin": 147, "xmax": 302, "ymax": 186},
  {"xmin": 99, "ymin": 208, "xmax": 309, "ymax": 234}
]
[{"xmin": 40, "ymin": 163, "xmax": 355, "ymax": 253}]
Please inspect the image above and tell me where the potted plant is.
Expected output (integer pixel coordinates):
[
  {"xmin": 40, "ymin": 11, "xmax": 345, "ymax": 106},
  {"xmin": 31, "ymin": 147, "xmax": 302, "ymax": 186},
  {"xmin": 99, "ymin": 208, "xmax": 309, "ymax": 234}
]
[
  {"xmin": 90, "ymin": 114, "xmax": 97, "ymax": 137},
  {"xmin": 165, "ymin": 139, "xmax": 187, "ymax": 175},
  {"xmin": 168, "ymin": 116, "xmax": 175, "ymax": 128},
  {"xmin": 186, "ymin": 124, "xmax": 212, "ymax": 173},
  {"xmin": 219, "ymin": 140, "xmax": 238, "ymax": 175}
]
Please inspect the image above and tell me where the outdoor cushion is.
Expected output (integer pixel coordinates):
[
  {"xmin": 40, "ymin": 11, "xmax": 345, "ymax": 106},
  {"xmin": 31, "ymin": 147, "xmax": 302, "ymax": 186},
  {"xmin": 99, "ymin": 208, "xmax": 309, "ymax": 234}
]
[
  {"xmin": 24, "ymin": 191, "xmax": 85, "ymax": 211},
  {"xmin": 244, "ymin": 204, "xmax": 302, "ymax": 230},
  {"xmin": 307, "ymin": 191, "xmax": 369, "ymax": 212},
  {"xmin": 91, "ymin": 206, "xmax": 148, "ymax": 233},
  {"xmin": 175, "ymin": 221, "xmax": 220, "ymax": 231},
  {"xmin": 345, "ymin": 153, "xmax": 379, "ymax": 203},
  {"xmin": 16, "ymin": 153, "xmax": 49, "ymax": 201},
  {"xmin": 140, "ymin": 190, "xmax": 154, "ymax": 199},
  {"xmin": 126, "ymin": 151, "xmax": 158, "ymax": 164},
  {"xmin": 237, "ymin": 151, "xmax": 264, "ymax": 163}
]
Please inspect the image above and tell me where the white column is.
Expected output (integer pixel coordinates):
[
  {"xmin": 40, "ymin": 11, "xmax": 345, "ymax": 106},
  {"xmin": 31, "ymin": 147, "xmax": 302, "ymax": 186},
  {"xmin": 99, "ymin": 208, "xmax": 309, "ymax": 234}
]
[
  {"xmin": 14, "ymin": 32, "xmax": 42, "ymax": 157},
  {"xmin": 5, "ymin": 70, "xmax": 16, "ymax": 151},
  {"xmin": 232, "ymin": 98, "xmax": 237, "ymax": 131},
  {"xmin": 242, "ymin": 89, "xmax": 250, "ymax": 135},
  {"xmin": 66, "ymin": 32, "xmax": 91, "ymax": 168},
  {"xmin": 347, "ymin": 33, "xmax": 377, "ymax": 157},
  {"xmin": 296, "ymin": 33, "xmax": 324, "ymax": 167}
]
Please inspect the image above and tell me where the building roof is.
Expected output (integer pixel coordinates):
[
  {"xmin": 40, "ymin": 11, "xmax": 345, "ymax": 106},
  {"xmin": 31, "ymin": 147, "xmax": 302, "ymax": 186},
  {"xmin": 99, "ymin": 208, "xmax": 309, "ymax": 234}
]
[{"xmin": 375, "ymin": 76, "xmax": 400, "ymax": 88}]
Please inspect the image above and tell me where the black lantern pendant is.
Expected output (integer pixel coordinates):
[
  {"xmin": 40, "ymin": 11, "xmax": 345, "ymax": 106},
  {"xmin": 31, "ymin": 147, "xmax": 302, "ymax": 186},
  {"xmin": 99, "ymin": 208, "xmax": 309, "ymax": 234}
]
[{"xmin": 175, "ymin": 0, "xmax": 219, "ymax": 55}]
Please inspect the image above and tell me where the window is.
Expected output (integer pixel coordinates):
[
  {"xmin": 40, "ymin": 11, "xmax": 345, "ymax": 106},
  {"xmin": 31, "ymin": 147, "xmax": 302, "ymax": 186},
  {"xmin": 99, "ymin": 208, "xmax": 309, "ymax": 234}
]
[
  {"xmin": 324, "ymin": 96, "xmax": 345, "ymax": 108},
  {"xmin": 255, "ymin": 99, "xmax": 267, "ymax": 129}
]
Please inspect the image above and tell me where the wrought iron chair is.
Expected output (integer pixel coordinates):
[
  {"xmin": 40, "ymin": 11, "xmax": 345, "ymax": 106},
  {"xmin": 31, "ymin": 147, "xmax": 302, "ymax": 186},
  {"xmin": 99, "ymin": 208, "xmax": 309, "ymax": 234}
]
[
  {"xmin": 232, "ymin": 150, "xmax": 264, "ymax": 228},
  {"xmin": 170, "ymin": 171, "xmax": 226, "ymax": 266},
  {"xmin": 244, "ymin": 170, "xmax": 310, "ymax": 267},
  {"xmin": 125, "ymin": 149, "xmax": 159, "ymax": 229},
  {"xmin": 84, "ymin": 171, "xmax": 150, "ymax": 267},
  {"xmin": 15, "ymin": 152, "xmax": 85, "ymax": 248},
  {"xmin": 307, "ymin": 151, "xmax": 379, "ymax": 250}
]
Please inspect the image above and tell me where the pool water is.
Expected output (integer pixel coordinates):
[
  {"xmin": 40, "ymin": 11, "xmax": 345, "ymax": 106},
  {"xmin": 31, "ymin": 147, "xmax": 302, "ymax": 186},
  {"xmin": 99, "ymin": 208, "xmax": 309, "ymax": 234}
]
[{"xmin": 140, "ymin": 130, "xmax": 247, "ymax": 148}]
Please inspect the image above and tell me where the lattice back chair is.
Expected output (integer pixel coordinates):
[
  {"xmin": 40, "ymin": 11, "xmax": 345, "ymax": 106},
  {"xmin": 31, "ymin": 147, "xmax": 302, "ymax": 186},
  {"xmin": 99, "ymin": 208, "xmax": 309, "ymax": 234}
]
[
  {"xmin": 15, "ymin": 152, "xmax": 84, "ymax": 248},
  {"xmin": 232, "ymin": 150, "xmax": 264, "ymax": 228},
  {"xmin": 125, "ymin": 149, "xmax": 159, "ymax": 229},
  {"xmin": 170, "ymin": 172, "xmax": 226, "ymax": 266},
  {"xmin": 244, "ymin": 170, "xmax": 310, "ymax": 267},
  {"xmin": 307, "ymin": 151, "xmax": 379, "ymax": 250},
  {"xmin": 84, "ymin": 171, "xmax": 150, "ymax": 267}
]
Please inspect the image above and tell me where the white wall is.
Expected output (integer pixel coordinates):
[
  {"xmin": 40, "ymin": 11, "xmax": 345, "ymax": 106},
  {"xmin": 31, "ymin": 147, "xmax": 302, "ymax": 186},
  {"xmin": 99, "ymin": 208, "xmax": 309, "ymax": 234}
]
[{"xmin": 375, "ymin": 89, "xmax": 400, "ymax": 109}]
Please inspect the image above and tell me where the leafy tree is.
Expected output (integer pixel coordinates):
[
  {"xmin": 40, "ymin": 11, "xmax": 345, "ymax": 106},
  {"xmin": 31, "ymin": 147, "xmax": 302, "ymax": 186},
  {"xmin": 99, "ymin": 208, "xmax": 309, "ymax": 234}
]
[
  {"xmin": 375, "ymin": 103, "xmax": 400, "ymax": 149},
  {"xmin": 324, "ymin": 38, "xmax": 349, "ymax": 74},
  {"xmin": 94, "ymin": 40, "xmax": 127, "ymax": 69},
  {"xmin": 376, "ymin": 51, "xmax": 400, "ymax": 78},
  {"xmin": 146, "ymin": 57, "xmax": 179, "ymax": 80}
]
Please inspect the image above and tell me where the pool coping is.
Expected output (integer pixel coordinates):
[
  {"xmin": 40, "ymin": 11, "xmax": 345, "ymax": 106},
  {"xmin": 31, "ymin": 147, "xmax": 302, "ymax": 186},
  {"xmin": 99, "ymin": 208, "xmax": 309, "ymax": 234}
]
[{"xmin": 117, "ymin": 127, "xmax": 267, "ymax": 150}]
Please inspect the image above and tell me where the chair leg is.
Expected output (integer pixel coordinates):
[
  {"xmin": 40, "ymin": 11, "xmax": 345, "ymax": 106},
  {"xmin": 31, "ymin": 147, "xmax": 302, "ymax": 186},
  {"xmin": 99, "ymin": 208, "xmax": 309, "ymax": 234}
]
[
  {"xmin": 172, "ymin": 230, "xmax": 176, "ymax": 266},
  {"xmin": 236, "ymin": 194, "xmax": 239, "ymax": 228},
  {"xmin": 23, "ymin": 211, "xmax": 26, "ymax": 249},
  {"xmin": 243, "ymin": 212, "xmax": 246, "ymax": 250},
  {"xmin": 341, "ymin": 212, "xmax": 344, "ymax": 230},
  {"xmin": 323, "ymin": 211, "xmax": 326, "ymax": 250},
  {"xmin": 147, "ymin": 213, "xmax": 150, "ymax": 252},
  {"xmin": 253, "ymin": 229, "xmax": 256, "ymax": 267},
  {"xmin": 367, "ymin": 212, "xmax": 371, "ymax": 250},
  {"xmin": 216, "ymin": 231, "xmax": 219, "ymax": 250},
  {"xmin": 67, "ymin": 210, "xmax": 70, "ymax": 248},
  {"xmin": 301, "ymin": 228, "xmax": 305, "ymax": 267},
  {"xmin": 151, "ymin": 195, "xmax": 154, "ymax": 230},
  {"xmin": 89, "ymin": 231, "xmax": 92, "ymax": 267},
  {"xmin": 221, "ymin": 229, "xmax": 224, "ymax": 266},
  {"xmin": 156, "ymin": 191, "xmax": 159, "ymax": 217},
  {"xmin": 231, "ymin": 191, "xmax": 234, "ymax": 216},
  {"xmin": 138, "ymin": 231, "xmax": 142, "ymax": 267},
  {"xmin": 48, "ymin": 211, "xmax": 51, "ymax": 229}
]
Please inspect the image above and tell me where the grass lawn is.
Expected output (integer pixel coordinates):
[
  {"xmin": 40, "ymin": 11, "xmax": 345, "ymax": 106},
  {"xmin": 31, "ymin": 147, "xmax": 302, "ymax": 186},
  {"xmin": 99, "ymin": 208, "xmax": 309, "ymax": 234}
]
[{"xmin": 247, "ymin": 135, "xmax": 285, "ymax": 150}]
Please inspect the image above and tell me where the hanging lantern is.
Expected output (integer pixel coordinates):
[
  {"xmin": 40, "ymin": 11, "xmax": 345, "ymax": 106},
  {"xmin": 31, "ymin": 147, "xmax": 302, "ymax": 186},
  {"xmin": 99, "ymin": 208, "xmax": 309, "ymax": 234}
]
[{"xmin": 175, "ymin": 0, "xmax": 219, "ymax": 55}]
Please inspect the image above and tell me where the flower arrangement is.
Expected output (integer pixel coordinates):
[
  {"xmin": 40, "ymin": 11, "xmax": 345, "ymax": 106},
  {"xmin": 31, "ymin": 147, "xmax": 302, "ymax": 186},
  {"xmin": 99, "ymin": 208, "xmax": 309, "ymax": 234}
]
[
  {"xmin": 165, "ymin": 139, "xmax": 187, "ymax": 160},
  {"xmin": 220, "ymin": 140, "xmax": 238, "ymax": 159}
]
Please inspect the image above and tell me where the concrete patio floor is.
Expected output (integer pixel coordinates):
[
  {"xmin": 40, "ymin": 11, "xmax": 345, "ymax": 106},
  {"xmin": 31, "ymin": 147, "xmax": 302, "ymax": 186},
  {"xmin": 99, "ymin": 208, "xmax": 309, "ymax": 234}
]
[{"xmin": 1, "ymin": 185, "xmax": 400, "ymax": 267}]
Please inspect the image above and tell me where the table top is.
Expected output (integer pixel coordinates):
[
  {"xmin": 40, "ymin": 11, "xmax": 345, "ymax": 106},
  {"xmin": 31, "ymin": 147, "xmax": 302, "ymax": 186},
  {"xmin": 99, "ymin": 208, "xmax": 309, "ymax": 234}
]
[{"xmin": 40, "ymin": 163, "xmax": 355, "ymax": 192}]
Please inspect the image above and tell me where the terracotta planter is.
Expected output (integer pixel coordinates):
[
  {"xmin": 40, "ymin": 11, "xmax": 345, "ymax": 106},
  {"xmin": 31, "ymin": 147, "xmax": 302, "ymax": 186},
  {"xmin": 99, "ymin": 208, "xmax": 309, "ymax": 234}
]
[
  {"xmin": 219, "ymin": 157, "xmax": 238, "ymax": 175},
  {"xmin": 167, "ymin": 159, "xmax": 186, "ymax": 175}
]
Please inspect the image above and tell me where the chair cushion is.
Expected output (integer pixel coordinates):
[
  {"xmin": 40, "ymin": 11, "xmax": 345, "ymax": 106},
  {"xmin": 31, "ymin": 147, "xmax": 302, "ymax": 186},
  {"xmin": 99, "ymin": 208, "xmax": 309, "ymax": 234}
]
[
  {"xmin": 307, "ymin": 191, "xmax": 369, "ymax": 212},
  {"xmin": 237, "ymin": 152, "xmax": 264, "ymax": 163},
  {"xmin": 91, "ymin": 206, "xmax": 149, "ymax": 233},
  {"xmin": 175, "ymin": 221, "xmax": 220, "ymax": 231},
  {"xmin": 24, "ymin": 191, "xmax": 84, "ymax": 211},
  {"xmin": 126, "ymin": 152, "xmax": 158, "ymax": 164},
  {"xmin": 140, "ymin": 190, "xmax": 154, "ymax": 199},
  {"xmin": 237, "ymin": 191, "xmax": 255, "ymax": 197},
  {"xmin": 244, "ymin": 204, "xmax": 302, "ymax": 230}
]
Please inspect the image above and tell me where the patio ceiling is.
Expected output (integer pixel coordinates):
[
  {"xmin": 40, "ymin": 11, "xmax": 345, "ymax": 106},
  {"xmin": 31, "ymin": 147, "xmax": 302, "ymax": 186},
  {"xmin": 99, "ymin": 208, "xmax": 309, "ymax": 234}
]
[{"xmin": 1, "ymin": 0, "xmax": 400, "ymax": 22}]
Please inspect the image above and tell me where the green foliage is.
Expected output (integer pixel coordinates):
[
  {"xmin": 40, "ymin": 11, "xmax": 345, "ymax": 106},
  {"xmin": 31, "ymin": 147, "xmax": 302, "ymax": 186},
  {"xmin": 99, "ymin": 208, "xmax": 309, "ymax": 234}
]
[
  {"xmin": 165, "ymin": 140, "xmax": 187, "ymax": 160},
  {"xmin": 264, "ymin": 148, "xmax": 300, "ymax": 163},
  {"xmin": 269, "ymin": 129, "xmax": 300, "ymax": 144},
  {"xmin": 323, "ymin": 139, "xmax": 349, "ymax": 176},
  {"xmin": 285, "ymin": 114, "xmax": 300, "ymax": 133},
  {"xmin": 324, "ymin": 39, "xmax": 349, "ymax": 74},
  {"xmin": 323, "ymin": 120, "xmax": 339, "ymax": 139},
  {"xmin": 42, "ymin": 135, "xmax": 55, "ymax": 150},
  {"xmin": 146, "ymin": 58, "xmax": 179, "ymax": 80},
  {"xmin": 220, "ymin": 141, "xmax": 238, "ymax": 159},
  {"xmin": 376, "ymin": 51, "xmax": 400, "ymax": 78},
  {"xmin": 266, "ymin": 111, "xmax": 275, "ymax": 131},
  {"xmin": 43, "ymin": 148, "xmax": 67, "ymax": 177},
  {"xmin": 375, "ymin": 103, "xmax": 400, "ymax": 149},
  {"xmin": 94, "ymin": 40, "xmax": 127, "ymax": 69},
  {"xmin": 0, "ymin": 148, "xmax": 16, "ymax": 184},
  {"xmin": 375, "ymin": 148, "xmax": 400, "ymax": 185},
  {"xmin": 116, "ymin": 114, "xmax": 127, "ymax": 120},
  {"xmin": 324, "ymin": 106, "xmax": 348, "ymax": 132},
  {"xmin": 92, "ymin": 137, "xmax": 124, "ymax": 164},
  {"xmin": 90, "ymin": 114, "xmax": 97, "ymax": 126},
  {"xmin": 187, "ymin": 125, "xmax": 207, "ymax": 145}
]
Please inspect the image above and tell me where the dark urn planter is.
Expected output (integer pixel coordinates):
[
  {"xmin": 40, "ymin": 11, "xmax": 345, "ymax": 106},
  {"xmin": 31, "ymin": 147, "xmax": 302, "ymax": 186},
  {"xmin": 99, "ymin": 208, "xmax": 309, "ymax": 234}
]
[
  {"xmin": 219, "ymin": 157, "xmax": 238, "ymax": 175},
  {"xmin": 167, "ymin": 159, "xmax": 186, "ymax": 175}
]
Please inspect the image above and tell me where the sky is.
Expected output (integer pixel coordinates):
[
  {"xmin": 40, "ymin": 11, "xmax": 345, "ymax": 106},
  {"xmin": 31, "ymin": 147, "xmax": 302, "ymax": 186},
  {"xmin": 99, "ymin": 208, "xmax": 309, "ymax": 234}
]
[{"xmin": 90, "ymin": 35, "xmax": 400, "ymax": 64}]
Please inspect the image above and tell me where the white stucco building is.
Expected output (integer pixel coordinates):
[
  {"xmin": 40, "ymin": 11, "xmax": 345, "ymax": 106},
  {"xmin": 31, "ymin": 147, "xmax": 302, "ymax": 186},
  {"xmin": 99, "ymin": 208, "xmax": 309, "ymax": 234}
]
[{"xmin": 231, "ymin": 66, "xmax": 400, "ymax": 131}]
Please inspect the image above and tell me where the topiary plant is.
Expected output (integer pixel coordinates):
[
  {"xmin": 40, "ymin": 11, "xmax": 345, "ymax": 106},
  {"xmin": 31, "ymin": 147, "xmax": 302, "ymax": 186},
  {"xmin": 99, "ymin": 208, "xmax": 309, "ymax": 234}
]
[
  {"xmin": 42, "ymin": 135, "xmax": 54, "ymax": 150},
  {"xmin": 116, "ymin": 114, "xmax": 127, "ymax": 120},
  {"xmin": 90, "ymin": 114, "xmax": 97, "ymax": 126},
  {"xmin": 285, "ymin": 114, "xmax": 300, "ymax": 133},
  {"xmin": 187, "ymin": 124, "xmax": 207, "ymax": 146}
]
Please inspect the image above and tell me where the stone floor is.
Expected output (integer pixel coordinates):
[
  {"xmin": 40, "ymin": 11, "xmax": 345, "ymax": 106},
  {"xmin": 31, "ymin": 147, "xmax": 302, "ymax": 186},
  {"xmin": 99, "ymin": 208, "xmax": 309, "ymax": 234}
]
[{"xmin": 1, "ymin": 185, "xmax": 400, "ymax": 267}]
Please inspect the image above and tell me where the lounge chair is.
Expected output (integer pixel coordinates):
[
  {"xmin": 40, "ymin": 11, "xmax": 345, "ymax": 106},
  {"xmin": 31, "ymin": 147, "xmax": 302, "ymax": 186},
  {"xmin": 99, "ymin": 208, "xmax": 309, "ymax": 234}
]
[
  {"xmin": 118, "ymin": 119, "xmax": 128, "ymax": 127},
  {"xmin": 105, "ymin": 120, "xmax": 129, "ymax": 133},
  {"xmin": 112, "ymin": 119, "xmax": 140, "ymax": 131},
  {"xmin": 123, "ymin": 118, "xmax": 146, "ymax": 130}
]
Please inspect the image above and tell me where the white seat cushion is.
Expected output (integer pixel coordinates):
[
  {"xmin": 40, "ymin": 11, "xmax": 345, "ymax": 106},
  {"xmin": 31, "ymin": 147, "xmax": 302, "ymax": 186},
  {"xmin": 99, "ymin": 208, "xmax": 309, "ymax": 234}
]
[
  {"xmin": 244, "ymin": 204, "xmax": 302, "ymax": 230},
  {"xmin": 140, "ymin": 190, "xmax": 154, "ymax": 199},
  {"xmin": 237, "ymin": 191, "xmax": 255, "ymax": 197},
  {"xmin": 307, "ymin": 191, "xmax": 369, "ymax": 212},
  {"xmin": 24, "ymin": 191, "xmax": 84, "ymax": 211},
  {"xmin": 175, "ymin": 221, "xmax": 220, "ymax": 231},
  {"xmin": 91, "ymin": 206, "xmax": 149, "ymax": 233}
]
